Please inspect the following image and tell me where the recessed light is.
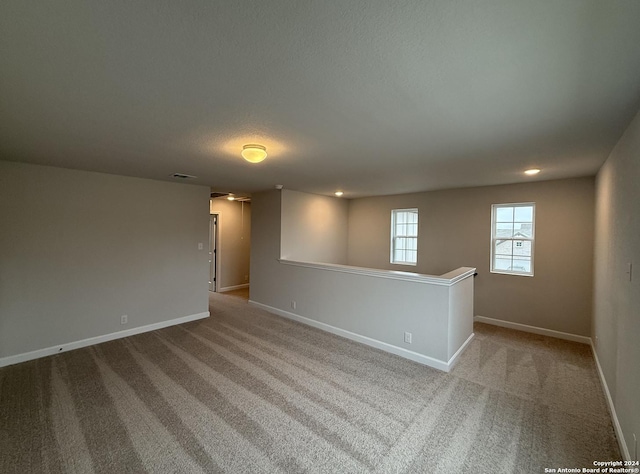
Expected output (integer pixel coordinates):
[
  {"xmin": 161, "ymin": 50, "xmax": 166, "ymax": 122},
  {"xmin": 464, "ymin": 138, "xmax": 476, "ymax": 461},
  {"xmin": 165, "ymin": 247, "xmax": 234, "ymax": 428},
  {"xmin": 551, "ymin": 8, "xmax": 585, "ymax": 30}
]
[
  {"xmin": 524, "ymin": 168, "xmax": 541, "ymax": 176},
  {"xmin": 335, "ymin": 191, "xmax": 344, "ymax": 197}
]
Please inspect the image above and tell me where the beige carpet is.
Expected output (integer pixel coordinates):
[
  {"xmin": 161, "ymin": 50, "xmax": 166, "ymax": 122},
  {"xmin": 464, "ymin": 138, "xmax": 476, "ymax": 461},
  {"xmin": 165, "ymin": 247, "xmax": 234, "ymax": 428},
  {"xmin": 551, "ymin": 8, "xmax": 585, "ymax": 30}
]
[{"xmin": 0, "ymin": 292, "xmax": 620, "ymax": 473}]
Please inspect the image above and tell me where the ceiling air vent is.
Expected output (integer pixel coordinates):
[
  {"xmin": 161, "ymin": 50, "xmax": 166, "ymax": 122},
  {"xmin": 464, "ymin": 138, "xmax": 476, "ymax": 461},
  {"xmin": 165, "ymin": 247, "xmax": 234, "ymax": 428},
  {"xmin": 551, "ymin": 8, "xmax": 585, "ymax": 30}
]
[{"xmin": 171, "ymin": 173, "xmax": 197, "ymax": 180}]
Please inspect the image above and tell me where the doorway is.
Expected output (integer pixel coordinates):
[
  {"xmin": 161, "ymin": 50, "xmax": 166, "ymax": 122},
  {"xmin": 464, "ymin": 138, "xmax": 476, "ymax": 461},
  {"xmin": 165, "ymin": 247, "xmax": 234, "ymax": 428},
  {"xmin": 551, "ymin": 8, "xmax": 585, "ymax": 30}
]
[{"xmin": 209, "ymin": 214, "xmax": 218, "ymax": 291}]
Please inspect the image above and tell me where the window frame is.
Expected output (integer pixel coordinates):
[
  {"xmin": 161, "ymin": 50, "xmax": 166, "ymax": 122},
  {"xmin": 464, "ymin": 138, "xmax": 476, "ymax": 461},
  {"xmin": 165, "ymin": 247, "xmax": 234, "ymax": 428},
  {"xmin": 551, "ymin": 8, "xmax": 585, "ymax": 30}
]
[
  {"xmin": 490, "ymin": 202, "xmax": 536, "ymax": 277},
  {"xmin": 390, "ymin": 208, "xmax": 418, "ymax": 266}
]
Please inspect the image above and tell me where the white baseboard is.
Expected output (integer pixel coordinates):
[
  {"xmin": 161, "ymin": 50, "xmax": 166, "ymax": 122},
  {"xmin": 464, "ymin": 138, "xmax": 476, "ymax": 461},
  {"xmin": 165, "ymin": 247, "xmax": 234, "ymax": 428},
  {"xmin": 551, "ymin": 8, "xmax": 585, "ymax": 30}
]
[
  {"xmin": 474, "ymin": 315, "xmax": 591, "ymax": 344},
  {"xmin": 590, "ymin": 341, "xmax": 630, "ymax": 461},
  {"xmin": 447, "ymin": 332, "xmax": 475, "ymax": 371},
  {"xmin": 218, "ymin": 283, "xmax": 249, "ymax": 293},
  {"xmin": 0, "ymin": 311, "xmax": 210, "ymax": 368},
  {"xmin": 249, "ymin": 300, "xmax": 469, "ymax": 372}
]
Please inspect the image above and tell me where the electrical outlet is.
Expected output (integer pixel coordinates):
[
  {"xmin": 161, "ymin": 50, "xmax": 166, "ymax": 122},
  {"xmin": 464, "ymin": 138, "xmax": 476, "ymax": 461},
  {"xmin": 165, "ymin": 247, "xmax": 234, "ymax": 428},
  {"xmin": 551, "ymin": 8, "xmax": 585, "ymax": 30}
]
[
  {"xmin": 120, "ymin": 314, "xmax": 128, "ymax": 325},
  {"xmin": 404, "ymin": 332, "xmax": 412, "ymax": 344},
  {"xmin": 291, "ymin": 301, "xmax": 296, "ymax": 310}
]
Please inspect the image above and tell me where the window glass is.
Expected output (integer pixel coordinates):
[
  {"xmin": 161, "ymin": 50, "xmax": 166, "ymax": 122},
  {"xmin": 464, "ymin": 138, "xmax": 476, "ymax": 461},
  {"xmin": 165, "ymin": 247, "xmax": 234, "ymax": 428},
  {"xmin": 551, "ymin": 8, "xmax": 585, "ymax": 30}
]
[
  {"xmin": 514, "ymin": 206, "xmax": 533, "ymax": 222},
  {"xmin": 496, "ymin": 207, "xmax": 514, "ymax": 222}
]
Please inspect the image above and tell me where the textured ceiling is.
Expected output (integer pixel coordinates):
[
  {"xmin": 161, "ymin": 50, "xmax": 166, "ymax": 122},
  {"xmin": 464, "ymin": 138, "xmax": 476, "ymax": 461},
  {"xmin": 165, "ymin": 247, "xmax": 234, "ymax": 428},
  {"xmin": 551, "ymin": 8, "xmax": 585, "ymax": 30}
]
[{"xmin": 1, "ymin": 1, "xmax": 640, "ymax": 198}]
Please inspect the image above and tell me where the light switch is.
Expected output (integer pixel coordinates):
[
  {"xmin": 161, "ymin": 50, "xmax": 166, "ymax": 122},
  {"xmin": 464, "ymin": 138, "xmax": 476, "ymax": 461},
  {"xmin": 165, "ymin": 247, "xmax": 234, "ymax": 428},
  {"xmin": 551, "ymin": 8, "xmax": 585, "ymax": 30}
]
[
  {"xmin": 198, "ymin": 242, "xmax": 204, "ymax": 250},
  {"xmin": 627, "ymin": 262, "xmax": 633, "ymax": 281}
]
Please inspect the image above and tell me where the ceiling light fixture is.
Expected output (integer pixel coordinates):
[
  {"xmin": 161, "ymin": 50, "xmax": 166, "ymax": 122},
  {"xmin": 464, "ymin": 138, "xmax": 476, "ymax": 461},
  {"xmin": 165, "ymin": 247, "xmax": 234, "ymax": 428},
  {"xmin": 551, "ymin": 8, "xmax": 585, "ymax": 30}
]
[
  {"xmin": 241, "ymin": 144, "xmax": 267, "ymax": 163},
  {"xmin": 335, "ymin": 191, "xmax": 344, "ymax": 197},
  {"xmin": 524, "ymin": 168, "xmax": 541, "ymax": 176},
  {"xmin": 227, "ymin": 194, "xmax": 235, "ymax": 201}
]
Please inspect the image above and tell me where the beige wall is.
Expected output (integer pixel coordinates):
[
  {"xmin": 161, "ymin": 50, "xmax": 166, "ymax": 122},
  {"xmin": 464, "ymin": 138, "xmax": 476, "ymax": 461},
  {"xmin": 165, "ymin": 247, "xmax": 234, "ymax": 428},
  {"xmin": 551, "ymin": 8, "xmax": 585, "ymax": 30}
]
[
  {"xmin": 593, "ymin": 108, "xmax": 640, "ymax": 459},
  {"xmin": 0, "ymin": 161, "xmax": 210, "ymax": 360},
  {"xmin": 348, "ymin": 177, "xmax": 595, "ymax": 336},
  {"xmin": 281, "ymin": 189, "xmax": 348, "ymax": 264},
  {"xmin": 210, "ymin": 199, "xmax": 251, "ymax": 291}
]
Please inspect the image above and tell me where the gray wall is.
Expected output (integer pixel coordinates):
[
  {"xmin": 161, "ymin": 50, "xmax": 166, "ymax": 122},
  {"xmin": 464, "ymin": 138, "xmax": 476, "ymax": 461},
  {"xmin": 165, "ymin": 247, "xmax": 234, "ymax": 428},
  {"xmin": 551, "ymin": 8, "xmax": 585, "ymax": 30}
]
[
  {"xmin": 0, "ymin": 161, "xmax": 210, "ymax": 359},
  {"xmin": 347, "ymin": 177, "xmax": 595, "ymax": 336},
  {"xmin": 210, "ymin": 199, "xmax": 251, "ymax": 290},
  {"xmin": 593, "ymin": 108, "xmax": 640, "ymax": 459},
  {"xmin": 281, "ymin": 189, "xmax": 348, "ymax": 264}
]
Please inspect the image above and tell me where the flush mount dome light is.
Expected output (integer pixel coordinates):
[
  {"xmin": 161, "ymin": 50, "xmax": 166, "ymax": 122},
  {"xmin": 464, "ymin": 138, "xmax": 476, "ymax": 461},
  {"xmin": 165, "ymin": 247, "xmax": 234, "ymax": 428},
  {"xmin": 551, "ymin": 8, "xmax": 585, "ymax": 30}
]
[
  {"xmin": 525, "ymin": 168, "xmax": 541, "ymax": 175},
  {"xmin": 335, "ymin": 191, "xmax": 344, "ymax": 197},
  {"xmin": 241, "ymin": 144, "xmax": 267, "ymax": 163}
]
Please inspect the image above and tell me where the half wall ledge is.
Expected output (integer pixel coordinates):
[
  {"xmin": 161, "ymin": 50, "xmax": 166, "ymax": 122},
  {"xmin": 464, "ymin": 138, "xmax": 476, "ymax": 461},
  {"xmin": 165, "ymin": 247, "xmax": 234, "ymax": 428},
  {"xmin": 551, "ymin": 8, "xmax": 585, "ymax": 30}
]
[{"xmin": 278, "ymin": 259, "xmax": 476, "ymax": 286}]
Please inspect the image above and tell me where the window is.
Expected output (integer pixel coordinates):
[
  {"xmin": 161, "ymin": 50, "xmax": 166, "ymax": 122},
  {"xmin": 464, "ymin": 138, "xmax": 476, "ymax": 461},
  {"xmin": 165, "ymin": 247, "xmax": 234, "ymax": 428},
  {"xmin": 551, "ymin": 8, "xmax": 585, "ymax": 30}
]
[
  {"xmin": 491, "ymin": 203, "xmax": 535, "ymax": 276},
  {"xmin": 391, "ymin": 209, "xmax": 418, "ymax": 265}
]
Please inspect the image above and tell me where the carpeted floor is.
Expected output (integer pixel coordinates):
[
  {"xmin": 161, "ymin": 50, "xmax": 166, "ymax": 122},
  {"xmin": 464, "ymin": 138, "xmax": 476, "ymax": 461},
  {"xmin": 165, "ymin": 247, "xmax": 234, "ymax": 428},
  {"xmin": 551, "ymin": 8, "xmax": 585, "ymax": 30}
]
[{"xmin": 0, "ymin": 291, "xmax": 620, "ymax": 473}]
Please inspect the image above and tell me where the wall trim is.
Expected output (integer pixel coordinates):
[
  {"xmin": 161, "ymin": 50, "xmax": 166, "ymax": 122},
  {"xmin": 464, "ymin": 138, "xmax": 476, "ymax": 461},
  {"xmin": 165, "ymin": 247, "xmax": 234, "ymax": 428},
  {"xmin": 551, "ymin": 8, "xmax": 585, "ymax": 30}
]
[
  {"xmin": 591, "ymin": 341, "xmax": 630, "ymax": 461},
  {"xmin": 0, "ymin": 311, "xmax": 210, "ymax": 368},
  {"xmin": 474, "ymin": 315, "xmax": 591, "ymax": 344},
  {"xmin": 218, "ymin": 283, "xmax": 250, "ymax": 293},
  {"xmin": 249, "ymin": 300, "xmax": 465, "ymax": 372}
]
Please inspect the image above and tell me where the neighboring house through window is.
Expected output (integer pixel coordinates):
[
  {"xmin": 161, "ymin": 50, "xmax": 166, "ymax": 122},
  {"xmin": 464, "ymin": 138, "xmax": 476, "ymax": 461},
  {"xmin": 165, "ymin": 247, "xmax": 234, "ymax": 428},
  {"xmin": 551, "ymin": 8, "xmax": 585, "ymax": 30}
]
[
  {"xmin": 491, "ymin": 203, "xmax": 535, "ymax": 276},
  {"xmin": 391, "ymin": 208, "xmax": 418, "ymax": 265}
]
